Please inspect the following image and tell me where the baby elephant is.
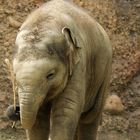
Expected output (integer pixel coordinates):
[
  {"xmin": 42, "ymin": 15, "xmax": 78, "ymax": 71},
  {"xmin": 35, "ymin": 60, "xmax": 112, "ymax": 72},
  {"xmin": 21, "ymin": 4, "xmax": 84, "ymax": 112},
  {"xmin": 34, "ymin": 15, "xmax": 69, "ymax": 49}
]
[{"xmin": 12, "ymin": 0, "xmax": 112, "ymax": 140}]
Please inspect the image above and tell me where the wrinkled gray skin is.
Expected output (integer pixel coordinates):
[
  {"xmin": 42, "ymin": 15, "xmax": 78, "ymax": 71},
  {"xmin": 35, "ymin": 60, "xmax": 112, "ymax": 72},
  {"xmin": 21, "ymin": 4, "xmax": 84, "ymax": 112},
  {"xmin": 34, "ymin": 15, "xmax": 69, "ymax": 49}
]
[{"xmin": 13, "ymin": 0, "xmax": 112, "ymax": 140}]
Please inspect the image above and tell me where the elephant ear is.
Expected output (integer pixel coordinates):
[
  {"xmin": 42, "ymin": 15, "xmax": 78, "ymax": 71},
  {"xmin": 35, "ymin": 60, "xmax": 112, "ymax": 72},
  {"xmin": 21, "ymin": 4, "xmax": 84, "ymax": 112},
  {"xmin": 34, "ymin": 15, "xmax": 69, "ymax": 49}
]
[{"xmin": 62, "ymin": 27, "xmax": 80, "ymax": 76}]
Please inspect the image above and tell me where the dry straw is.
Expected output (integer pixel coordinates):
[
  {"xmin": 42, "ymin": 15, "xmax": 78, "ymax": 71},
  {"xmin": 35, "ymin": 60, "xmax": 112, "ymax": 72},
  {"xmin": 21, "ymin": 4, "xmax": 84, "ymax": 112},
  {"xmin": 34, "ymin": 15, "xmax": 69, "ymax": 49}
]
[{"xmin": 5, "ymin": 58, "xmax": 17, "ymax": 128}]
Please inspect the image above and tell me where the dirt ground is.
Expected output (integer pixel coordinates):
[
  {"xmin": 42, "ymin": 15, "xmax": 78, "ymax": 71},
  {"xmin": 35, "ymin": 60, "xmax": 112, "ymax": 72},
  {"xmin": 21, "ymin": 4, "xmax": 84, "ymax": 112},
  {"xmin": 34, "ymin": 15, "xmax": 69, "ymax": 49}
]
[{"xmin": 0, "ymin": 0, "xmax": 140, "ymax": 140}]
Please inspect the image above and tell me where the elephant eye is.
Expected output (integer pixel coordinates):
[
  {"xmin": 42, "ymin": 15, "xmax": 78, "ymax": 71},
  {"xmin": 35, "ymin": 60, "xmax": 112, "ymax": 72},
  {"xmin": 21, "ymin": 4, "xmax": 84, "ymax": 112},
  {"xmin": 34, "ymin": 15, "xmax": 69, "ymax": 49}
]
[
  {"xmin": 46, "ymin": 70, "xmax": 55, "ymax": 80},
  {"xmin": 46, "ymin": 73, "xmax": 54, "ymax": 80}
]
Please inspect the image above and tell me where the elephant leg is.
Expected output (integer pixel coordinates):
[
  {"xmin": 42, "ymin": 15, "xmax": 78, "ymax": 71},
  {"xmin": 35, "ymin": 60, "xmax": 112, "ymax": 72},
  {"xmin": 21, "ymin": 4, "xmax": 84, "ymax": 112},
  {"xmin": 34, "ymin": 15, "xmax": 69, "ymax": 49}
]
[
  {"xmin": 74, "ymin": 127, "xmax": 78, "ymax": 140},
  {"xmin": 78, "ymin": 59, "xmax": 111, "ymax": 140},
  {"xmin": 78, "ymin": 113, "xmax": 102, "ymax": 140},
  {"xmin": 26, "ymin": 102, "xmax": 51, "ymax": 140},
  {"xmin": 50, "ymin": 91, "xmax": 84, "ymax": 140},
  {"xmin": 50, "ymin": 61, "xmax": 85, "ymax": 140}
]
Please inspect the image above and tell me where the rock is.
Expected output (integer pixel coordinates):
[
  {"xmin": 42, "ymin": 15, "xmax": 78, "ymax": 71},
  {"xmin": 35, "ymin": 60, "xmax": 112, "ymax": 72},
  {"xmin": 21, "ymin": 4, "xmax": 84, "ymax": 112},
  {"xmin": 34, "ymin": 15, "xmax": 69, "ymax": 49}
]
[
  {"xmin": 136, "ymin": 4, "xmax": 140, "ymax": 8},
  {"xmin": 34, "ymin": 0, "xmax": 44, "ymax": 5},
  {"xmin": 4, "ymin": 9, "xmax": 15, "ymax": 14},
  {"xmin": 8, "ymin": 17, "xmax": 21, "ymax": 28},
  {"xmin": 104, "ymin": 95, "xmax": 124, "ymax": 115},
  {"xmin": 0, "ymin": 93, "xmax": 6, "ymax": 102}
]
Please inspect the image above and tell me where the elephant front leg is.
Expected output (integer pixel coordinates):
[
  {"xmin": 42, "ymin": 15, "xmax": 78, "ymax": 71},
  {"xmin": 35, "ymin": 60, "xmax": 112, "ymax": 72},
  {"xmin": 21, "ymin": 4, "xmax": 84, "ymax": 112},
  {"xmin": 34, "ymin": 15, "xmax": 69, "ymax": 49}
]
[
  {"xmin": 78, "ymin": 113, "xmax": 102, "ymax": 140},
  {"xmin": 50, "ymin": 90, "xmax": 84, "ymax": 140},
  {"xmin": 26, "ymin": 103, "xmax": 51, "ymax": 140}
]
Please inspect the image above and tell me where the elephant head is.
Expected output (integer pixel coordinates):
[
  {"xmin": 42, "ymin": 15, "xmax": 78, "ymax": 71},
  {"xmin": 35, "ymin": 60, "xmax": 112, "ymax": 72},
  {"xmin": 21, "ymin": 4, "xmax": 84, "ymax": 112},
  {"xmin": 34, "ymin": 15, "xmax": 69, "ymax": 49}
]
[{"xmin": 13, "ymin": 24, "xmax": 80, "ymax": 129}]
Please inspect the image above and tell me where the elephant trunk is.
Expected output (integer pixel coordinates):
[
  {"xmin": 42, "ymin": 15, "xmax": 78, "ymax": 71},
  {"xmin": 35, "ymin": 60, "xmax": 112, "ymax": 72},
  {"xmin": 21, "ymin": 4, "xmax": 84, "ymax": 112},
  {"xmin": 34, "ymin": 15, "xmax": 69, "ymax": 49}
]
[
  {"xmin": 14, "ymin": 60, "xmax": 50, "ymax": 129},
  {"xmin": 19, "ymin": 92, "xmax": 39, "ymax": 129}
]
